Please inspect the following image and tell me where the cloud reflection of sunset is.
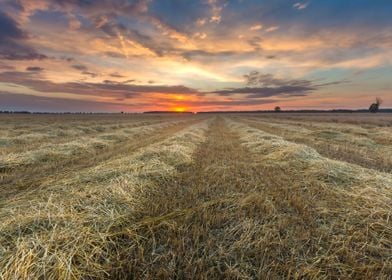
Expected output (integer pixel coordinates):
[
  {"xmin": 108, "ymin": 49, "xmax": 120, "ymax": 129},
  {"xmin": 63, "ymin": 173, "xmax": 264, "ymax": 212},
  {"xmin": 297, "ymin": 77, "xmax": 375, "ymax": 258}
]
[{"xmin": 0, "ymin": 1, "xmax": 391, "ymax": 112}]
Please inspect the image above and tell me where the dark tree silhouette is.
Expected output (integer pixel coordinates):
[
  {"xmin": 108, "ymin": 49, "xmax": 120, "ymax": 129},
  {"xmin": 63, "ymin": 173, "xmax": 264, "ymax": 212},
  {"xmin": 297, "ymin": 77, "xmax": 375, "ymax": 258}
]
[
  {"xmin": 369, "ymin": 98, "xmax": 382, "ymax": 113},
  {"xmin": 274, "ymin": 106, "xmax": 281, "ymax": 112}
]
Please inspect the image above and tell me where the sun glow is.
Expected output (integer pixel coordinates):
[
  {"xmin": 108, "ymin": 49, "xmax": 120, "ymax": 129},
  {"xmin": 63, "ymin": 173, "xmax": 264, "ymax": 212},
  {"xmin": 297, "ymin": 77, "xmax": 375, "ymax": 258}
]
[{"xmin": 174, "ymin": 107, "xmax": 186, "ymax": 112}]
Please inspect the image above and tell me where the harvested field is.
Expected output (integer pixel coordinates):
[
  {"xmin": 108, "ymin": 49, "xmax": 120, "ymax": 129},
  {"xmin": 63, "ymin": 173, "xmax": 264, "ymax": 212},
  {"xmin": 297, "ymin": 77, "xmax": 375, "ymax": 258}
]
[
  {"xmin": 234, "ymin": 114, "xmax": 392, "ymax": 173},
  {"xmin": 0, "ymin": 113, "xmax": 391, "ymax": 279}
]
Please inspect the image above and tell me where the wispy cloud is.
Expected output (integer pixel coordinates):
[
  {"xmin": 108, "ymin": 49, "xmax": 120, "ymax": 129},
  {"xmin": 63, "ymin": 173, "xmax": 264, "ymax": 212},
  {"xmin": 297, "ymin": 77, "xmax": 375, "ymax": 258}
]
[
  {"xmin": 0, "ymin": 71, "xmax": 200, "ymax": 100},
  {"xmin": 26, "ymin": 66, "xmax": 44, "ymax": 72},
  {"xmin": 250, "ymin": 24, "xmax": 263, "ymax": 31},
  {"xmin": 194, "ymin": 32, "xmax": 208, "ymax": 39},
  {"xmin": 293, "ymin": 2, "xmax": 309, "ymax": 10},
  {"xmin": 211, "ymin": 71, "xmax": 346, "ymax": 99},
  {"xmin": 207, "ymin": 0, "xmax": 224, "ymax": 23},
  {"xmin": 265, "ymin": 26, "xmax": 279, "ymax": 32}
]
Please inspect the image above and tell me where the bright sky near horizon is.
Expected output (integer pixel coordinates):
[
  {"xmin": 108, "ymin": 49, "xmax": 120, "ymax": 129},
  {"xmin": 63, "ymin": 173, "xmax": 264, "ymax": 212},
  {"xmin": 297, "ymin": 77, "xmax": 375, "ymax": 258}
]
[{"xmin": 0, "ymin": 0, "xmax": 391, "ymax": 112}]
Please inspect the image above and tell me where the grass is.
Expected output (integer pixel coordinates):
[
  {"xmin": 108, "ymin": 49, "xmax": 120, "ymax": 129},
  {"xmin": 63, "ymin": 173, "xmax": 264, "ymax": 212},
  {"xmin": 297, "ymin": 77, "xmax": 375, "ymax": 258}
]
[{"xmin": 0, "ymin": 113, "xmax": 391, "ymax": 279}]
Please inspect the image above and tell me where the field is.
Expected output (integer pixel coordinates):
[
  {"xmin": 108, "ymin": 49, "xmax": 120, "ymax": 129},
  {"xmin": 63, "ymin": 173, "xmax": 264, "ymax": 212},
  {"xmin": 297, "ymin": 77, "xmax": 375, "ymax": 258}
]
[{"xmin": 0, "ymin": 113, "xmax": 391, "ymax": 279}]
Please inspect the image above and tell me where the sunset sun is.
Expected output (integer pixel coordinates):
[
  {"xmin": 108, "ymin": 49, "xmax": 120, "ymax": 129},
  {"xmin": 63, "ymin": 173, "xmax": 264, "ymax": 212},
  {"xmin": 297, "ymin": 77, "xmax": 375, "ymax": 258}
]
[{"xmin": 174, "ymin": 107, "xmax": 186, "ymax": 112}]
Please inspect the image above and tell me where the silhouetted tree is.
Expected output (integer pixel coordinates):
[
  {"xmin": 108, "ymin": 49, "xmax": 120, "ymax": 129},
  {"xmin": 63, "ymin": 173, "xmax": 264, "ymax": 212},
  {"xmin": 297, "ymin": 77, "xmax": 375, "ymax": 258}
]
[
  {"xmin": 369, "ymin": 97, "xmax": 382, "ymax": 113},
  {"xmin": 274, "ymin": 106, "xmax": 281, "ymax": 112}
]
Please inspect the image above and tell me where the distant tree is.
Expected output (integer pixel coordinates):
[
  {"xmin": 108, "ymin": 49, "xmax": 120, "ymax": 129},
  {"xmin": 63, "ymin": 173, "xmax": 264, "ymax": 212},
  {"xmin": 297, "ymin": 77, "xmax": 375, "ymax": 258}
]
[
  {"xmin": 369, "ymin": 97, "xmax": 382, "ymax": 113},
  {"xmin": 274, "ymin": 106, "xmax": 281, "ymax": 112}
]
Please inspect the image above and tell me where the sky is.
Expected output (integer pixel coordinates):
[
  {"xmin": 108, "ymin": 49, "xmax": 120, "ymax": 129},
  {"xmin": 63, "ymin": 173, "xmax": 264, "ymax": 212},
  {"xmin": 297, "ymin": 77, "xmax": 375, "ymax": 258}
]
[{"xmin": 0, "ymin": 0, "xmax": 391, "ymax": 112}]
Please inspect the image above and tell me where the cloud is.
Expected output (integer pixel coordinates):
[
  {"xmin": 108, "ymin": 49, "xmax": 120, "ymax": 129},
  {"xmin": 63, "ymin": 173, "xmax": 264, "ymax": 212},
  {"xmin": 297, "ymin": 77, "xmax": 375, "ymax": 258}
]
[
  {"xmin": 104, "ymin": 51, "xmax": 127, "ymax": 58},
  {"xmin": 91, "ymin": 13, "xmax": 177, "ymax": 57},
  {"xmin": 194, "ymin": 32, "xmax": 207, "ymax": 39},
  {"xmin": 0, "ymin": 90, "xmax": 277, "ymax": 112},
  {"xmin": 146, "ymin": 15, "xmax": 190, "ymax": 45},
  {"xmin": 68, "ymin": 14, "xmax": 81, "ymax": 30},
  {"xmin": 11, "ymin": 0, "xmax": 179, "ymax": 58},
  {"xmin": 0, "ymin": 62, "xmax": 14, "ymax": 70},
  {"xmin": 244, "ymin": 71, "xmax": 313, "ymax": 88},
  {"xmin": 196, "ymin": 18, "xmax": 207, "ymax": 26},
  {"xmin": 81, "ymin": 71, "xmax": 98, "ymax": 78},
  {"xmin": 181, "ymin": 49, "xmax": 255, "ymax": 62},
  {"xmin": 207, "ymin": 0, "xmax": 224, "ymax": 23},
  {"xmin": 0, "ymin": 71, "xmax": 199, "ymax": 100},
  {"xmin": 210, "ymin": 71, "xmax": 347, "ymax": 99},
  {"xmin": 211, "ymin": 86, "xmax": 314, "ymax": 98},
  {"xmin": 22, "ymin": 0, "xmax": 151, "ymax": 16},
  {"xmin": 72, "ymin": 64, "xmax": 88, "ymax": 71},
  {"xmin": 0, "ymin": 10, "xmax": 25, "ymax": 40},
  {"xmin": 110, "ymin": 72, "xmax": 126, "ymax": 78},
  {"xmin": 1, "ymin": 0, "xmax": 391, "ymax": 112},
  {"xmin": 293, "ymin": 2, "xmax": 309, "ymax": 10},
  {"xmin": 0, "ymin": 46, "xmax": 47, "ymax": 60},
  {"xmin": 210, "ymin": 71, "xmax": 328, "ymax": 98},
  {"xmin": 103, "ymin": 79, "xmax": 135, "ymax": 84},
  {"xmin": 265, "ymin": 26, "xmax": 279, "ymax": 32},
  {"xmin": 247, "ymin": 36, "xmax": 262, "ymax": 50},
  {"xmin": 250, "ymin": 24, "xmax": 263, "ymax": 31},
  {"xmin": 186, "ymin": 98, "xmax": 278, "ymax": 107},
  {"xmin": 0, "ymin": 91, "xmax": 131, "ymax": 112},
  {"xmin": 71, "ymin": 64, "xmax": 97, "ymax": 77},
  {"xmin": 0, "ymin": 10, "xmax": 47, "ymax": 60},
  {"xmin": 26, "ymin": 66, "xmax": 44, "ymax": 72}
]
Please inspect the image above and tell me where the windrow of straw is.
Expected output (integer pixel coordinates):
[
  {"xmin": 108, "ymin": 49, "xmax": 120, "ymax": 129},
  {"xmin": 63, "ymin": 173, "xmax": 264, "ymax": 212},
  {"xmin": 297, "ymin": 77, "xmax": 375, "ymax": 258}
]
[
  {"xmin": 0, "ymin": 119, "xmax": 188, "ymax": 170},
  {"xmin": 236, "ymin": 116, "xmax": 392, "ymax": 172},
  {"xmin": 0, "ymin": 120, "xmax": 209, "ymax": 279},
  {"xmin": 225, "ymin": 118, "xmax": 392, "ymax": 278},
  {"xmin": 243, "ymin": 115, "xmax": 392, "ymax": 146},
  {"xmin": 0, "ymin": 114, "xmax": 194, "ymax": 158},
  {"xmin": 241, "ymin": 112, "xmax": 392, "ymax": 127}
]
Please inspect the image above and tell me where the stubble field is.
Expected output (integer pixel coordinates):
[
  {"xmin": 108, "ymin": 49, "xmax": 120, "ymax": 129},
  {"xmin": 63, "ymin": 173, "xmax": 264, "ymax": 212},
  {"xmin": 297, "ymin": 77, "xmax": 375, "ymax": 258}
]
[{"xmin": 0, "ymin": 113, "xmax": 391, "ymax": 279}]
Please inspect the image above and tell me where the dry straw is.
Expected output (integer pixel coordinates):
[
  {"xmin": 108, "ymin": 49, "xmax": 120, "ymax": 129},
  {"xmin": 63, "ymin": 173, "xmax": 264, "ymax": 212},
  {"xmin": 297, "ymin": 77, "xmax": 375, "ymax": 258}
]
[
  {"xmin": 0, "ymin": 120, "xmax": 209, "ymax": 279},
  {"xmin": 226, "ymin": 119, "xmax": 392, "ymax": 278}
]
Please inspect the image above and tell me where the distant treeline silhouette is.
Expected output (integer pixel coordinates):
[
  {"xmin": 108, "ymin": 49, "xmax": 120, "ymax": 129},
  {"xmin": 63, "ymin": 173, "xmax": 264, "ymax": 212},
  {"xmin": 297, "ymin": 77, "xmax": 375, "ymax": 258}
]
[
  {"xmin": 0, "ymin": 110, "xmax": 197, "ymax": 114},
  {"xmin": 0, "ymin": 110, "xmax": 32, "ymax": 114}
]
